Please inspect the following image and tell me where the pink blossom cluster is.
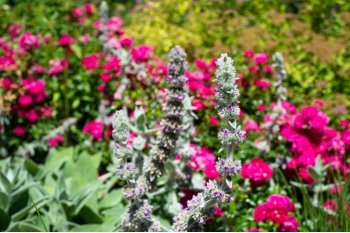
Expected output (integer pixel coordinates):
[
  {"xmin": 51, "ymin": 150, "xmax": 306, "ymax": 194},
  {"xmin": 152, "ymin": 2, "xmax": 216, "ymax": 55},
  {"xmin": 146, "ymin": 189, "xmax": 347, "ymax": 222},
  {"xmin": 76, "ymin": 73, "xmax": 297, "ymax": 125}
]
[
  {"xmin": 85, "ymin": 14, "xmax": 166, "ymax": 96},
  {"xmin": 71, "ymin": 3, "xmax": 94, "ymax": 24},
  {"xmin": 278, "ymin": 105, "xmax": 350, "ymax": 183},
  {"xmin": 240, "ymin": 50, "xmax": 272, "ymax": 90},
  {"xmin": 253, "ymin": 194, "xmax": 298, "ymax": 232},
  {"xmin": 48, "ymin": 135, "xmax": 64, "ymax": 148},
  {"xmin": 82, "ymin": 120, "xmax": 104, "ymax": 141},
  {"xmin": 186, "ymin": 58, "xmax": 217, "ymax": 111},
  {"xmin": 0, "ymin": 23, "xmax": 54, "ymax": 144},
  {"xmin": 185, "ymin": 144, "xmax": 219, "ymax": 179},
  {"xmin": 1, "ymin": 77, "xmax": 51, "ymax": 137},
  {"xmin": 241, "ymin": 158, "xmax": 273, "ymax": 187}
]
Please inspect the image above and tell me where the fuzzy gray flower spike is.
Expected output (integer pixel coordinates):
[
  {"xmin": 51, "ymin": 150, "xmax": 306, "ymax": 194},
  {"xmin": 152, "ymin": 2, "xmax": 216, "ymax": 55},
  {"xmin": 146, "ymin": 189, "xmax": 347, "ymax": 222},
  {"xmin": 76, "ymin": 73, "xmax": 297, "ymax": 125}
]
[{"xmin": 172, "ymin": 53, "xmax": 244, "ymax": 232}]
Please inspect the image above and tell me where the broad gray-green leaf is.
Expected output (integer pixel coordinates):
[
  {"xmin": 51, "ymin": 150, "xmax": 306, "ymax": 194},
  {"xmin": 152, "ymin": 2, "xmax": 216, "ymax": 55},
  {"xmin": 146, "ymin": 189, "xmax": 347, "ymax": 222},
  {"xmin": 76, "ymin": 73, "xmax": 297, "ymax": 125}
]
[
  {"xmin": 99, "ymin": 189, "xmax": 123, "ymax": 210},
  {"xmin": 0, "ymin": 191, "xmax": 9, "ymax": 211},
  {"xmin": 0, "ymin": 208, "xmax": 10, "ymax": 231},
  {"xmin": 7, "ymin": 222, "xmax": 42, "ymax": 232}
]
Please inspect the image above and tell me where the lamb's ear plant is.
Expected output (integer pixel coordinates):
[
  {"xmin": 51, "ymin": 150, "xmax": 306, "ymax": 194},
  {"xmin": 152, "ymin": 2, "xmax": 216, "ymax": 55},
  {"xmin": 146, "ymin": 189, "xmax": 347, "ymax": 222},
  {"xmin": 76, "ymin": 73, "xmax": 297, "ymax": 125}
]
[
  {"xmin": 171, "ymin": 53, "xmax": 245, "ymax": 232},
  {"xmin": 255, "ymin": 52, "xmax": 288, "ymax": 160},
  {"xmin": 144, "ymin": 45, "xmax": 187, "ymax": 186},
  {"xmin": 112, "ymin": 45, "xmax": 187, "ymax": 232}
]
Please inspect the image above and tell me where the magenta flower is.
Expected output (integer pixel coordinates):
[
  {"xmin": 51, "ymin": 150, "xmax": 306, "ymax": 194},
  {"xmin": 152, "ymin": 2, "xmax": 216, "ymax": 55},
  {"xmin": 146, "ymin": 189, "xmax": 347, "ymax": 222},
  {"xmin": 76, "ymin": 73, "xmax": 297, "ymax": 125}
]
[
  {"xmin": 253, "ymin": 194, "xmax": 297, "ymax": 231},
  {"xmin": 106, "ymin": 16, "xmax": 124, "ymax": 32},
  {"xmin": 81, "ymin": 54, "xmax": 99, "ymax": 70},
  {"xmin": 48, "ymin": 135, "xmax": 64, "ymax": 148},
  {"xmin": 244, "ymin": 50, "xmax": 255, "ymax": 58},
  {"xmin": 83, "ymin": 120, "xmax": 104, "ymax": 141},
  {"xmin": 72, "ymin": 7, "xmax": 84, "ymax": 17},
  {"xmin": 59, "ymin": 34, "xmax": 75, "ymax": 46},
  {"xmin": 131, "ymin": 45, "xmax": 153, "ymax": 62},
  {"xmin": 100, "ymin": 73, "xmax": 112, "ymax": 82},
  {"xmin": 186, "ymin": 144, "xmax": 219, "ymax": 179},
  {"xmin": 209, "ymin": 116, "xmax": 219, "ymax": 126},
  {"xmin": 245, "ymin": 228, "xmax": 261, "ymax": 232},
  {"xmin": 244, "ymin": 119, "xmax": 260, "ymax": 134},
  {"xmin": 8, "ymin": 22, "xmax": 21, "ymax": 38},
  {"xmin": 254, "ymin": 79, "xmax": 270, "ymax": 89},
  {"xmin": 13, "ymin": 126, "xmax": 26, "ymax": 136},
  {"xmin": 18, "ymin": 95, "xmax": 33, "ymax": 107},
  {"xmin": 19, "ymin": 32, "xmax": 39, "ymax": 50},
  {"xmin": 277, "ymin": 217, "xmax": 299, "ymax": 232},
  {"xmin": 48, "ymin": 58, "xmax": 68, "ymax": 75},
  {"xmin": 120, "ymin": 37, "xmax": 133, "ymax": 48},
  {"xmin": 241, "ymin": 158, "xmax": 272, "ymax": 187},
  {"xmin": 254, "ymin": 53, "xmax": 269, "ymax": 64}
]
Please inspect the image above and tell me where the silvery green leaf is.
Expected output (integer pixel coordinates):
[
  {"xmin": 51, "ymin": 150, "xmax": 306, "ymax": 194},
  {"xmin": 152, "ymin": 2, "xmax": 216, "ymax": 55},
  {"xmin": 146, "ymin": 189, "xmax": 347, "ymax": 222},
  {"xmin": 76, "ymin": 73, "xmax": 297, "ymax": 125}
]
[
  {"xmin": 308, "ymin": 166, "xmax": 322, "ymax": 181},
  {"xmin": 191, "ymin": 173, "xmax": 205, "ymax": 190},
  {"xmin": 132, "ymin": 136, "xmax": 146, "ymax": 151},
  {"xmin": 290, "ymin": 181, "xmax": 308, "ymax": 189}
]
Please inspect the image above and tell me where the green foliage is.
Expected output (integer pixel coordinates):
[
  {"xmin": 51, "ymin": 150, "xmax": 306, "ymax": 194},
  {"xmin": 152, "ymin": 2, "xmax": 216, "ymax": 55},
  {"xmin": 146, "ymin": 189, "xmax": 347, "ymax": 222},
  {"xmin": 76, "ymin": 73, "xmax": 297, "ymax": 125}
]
[
  {"xmin": 0, "ymin": 148, "xmax": 126, "ymax": 232},
  {"xmin": 125, "ymin": 0, "xmax": 350, "ymax": 118}
]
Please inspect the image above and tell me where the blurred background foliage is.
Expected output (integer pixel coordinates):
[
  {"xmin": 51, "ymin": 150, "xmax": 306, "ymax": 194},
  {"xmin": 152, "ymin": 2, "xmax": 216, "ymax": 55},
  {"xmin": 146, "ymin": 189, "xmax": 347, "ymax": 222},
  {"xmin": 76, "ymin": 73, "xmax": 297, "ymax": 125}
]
[{"xmin": 124, "ymin": 0, "xmax": 350, "ymax": 118}]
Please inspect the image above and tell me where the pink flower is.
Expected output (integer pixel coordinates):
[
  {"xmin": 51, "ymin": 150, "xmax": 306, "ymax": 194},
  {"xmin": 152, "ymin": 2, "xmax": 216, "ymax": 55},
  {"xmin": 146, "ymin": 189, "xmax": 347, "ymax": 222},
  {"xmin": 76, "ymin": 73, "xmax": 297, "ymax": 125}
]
[
  {"xmin": 100, "ymin": 73, "xmax": 112, "ymax": 82},
  {"xmin": 131, "ymin": 45, "xmax": 153, "ymax": 62},
  {"xmin": 13, "ymin": 126, "xmax": 26, "ymax": 136},
  {"xmin": 244, "ymin": 119, "xmax": 260, "ymax": 134},
  {"xmin": 83, "ymin": 120, "xmax": 104, "ymax": 141},
  {"xmin": 31, "ymin": 64, "xmax": 44, "ymax": 74},
  {"xmin": 342, "ymin": 130, "xmax": 350, "ymax": 146},
  {"xmin": 120, "ymin": 37, "xmax": 133, "ymax": 48},
  {"xmin": 48, "ymin": 135, "xmax": 64, "ymax": 148},
  {"xmin": 79, "ymin": 34, "xmax": 91, "ymax": 44},
  {"xmin": 192, "ymin": 98, "xmax": 205, "ymax": 111},
  {"xmin": 340, "ymin": 120, "xmax": 350, "ymax": 129},
  {"xmin": 244, "ymin": 50, "xmax": 255, "ymax": 58},
  {"xmin": 277, "ymin": 217, "xmax": 298, "ymax": 232},
  {"xmin": 253, "ymin": 194, "xmax": 297, "ymax": 228},
  {"xmin": 254, "ymin": 79, "xmax": 270, "ymax": 89},
  {"xmin": 253, "ymin": 204, "xmax": 268, "ymax": 222},
  {"xmin": 8, "ymin": 22, "xmax": 21, "ymax": 38},
  {"xmin": 245, "ymin": 228, "xmax": 261, "ymax": 232},
  {"xmin": 264, "ymin": 65, "xmax": 273, "ymax": 73},
  {"xmin": 19, "ymin": 32, "xmax": 39, "ymax": 50},
  {"xmin": 18, "ymin": 95, "xmax": 33, "ymax": 107},
  {"xmin": 249, "ymin": 65, "xmax": 259, "ymax": 73},
  {"xmin": 48, "ymin": 58, "xmax": 68, "ymax": 75},
  {"xmin": 25, "ymin": 109, "xmax": 39, "ymax": 123},
  {"xmin": 97, "ymin": 85, "xmax": 105, "ymax": 92},
  {"xmin": 84, "ymin": 3, "xmax": 94, "ymax": 15},
  {"xmin": 266, "ymin": 194, "xmax": 295, "ymax": 212},
  {"xmin": 0, "ymin": 78, "xmax": 13, "ymax": 90},
  {"xmin": 254, "ymin": 53, "xmax": 269, "ymax": 64},
  {"xmin": 186, "ymin": 145, "xmax": 219, "ymax": 179},
  {"xmin": 209, "ymin": 116, "xmax": 219, "ymax": 126},
  {"xmin": 298, "ymin": 167, "xmax": 314, "ymax": 184},
  {"xmin": 81, "ymin": 54, "xmax": 99, "ymax": 70},
  {"xmin": 241, "ymin": 158, "xmax": 272, "ymax": 187},
  {"xmin": 106, "ymin": 16, "xmax": 124, "ymax": 32},
  {"xmin": 257, "ymin": 104, "xmax": 266, "ymax": 112},
  {"xmin": 103, "ymin": 57, "xmax": 121, "ymax": 75},
  {"xmin": 204, "ymin": 163, "xmax": 220, "ymax": 179},
  {"xmin": 40, "ymin": 106, "xmax": 52, "ymax": 118},
  {"xmin": 0, "ymin": 56, "xmax": 16, "ymax": 71},
  {"xmin": 213, "ymin": 206, "xmax": 224, "ymax": 217},
  {"xmin": 72, "ymin": 7, "xmax": 84, "ymax": 17},
  {"xmin": 24, "ymin": 80, "xmax": 46, "ymax": 95},
  {"xmin": 314, "ymin": 99, "xmax": 324, "ymax": 107},
  {"xmin": 194, "ymin": 59, "xmax": 209, "ymax": 71},
  {"xmin": 59, "ymin": 34, "xmax": 75, "ymax": 46}
]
